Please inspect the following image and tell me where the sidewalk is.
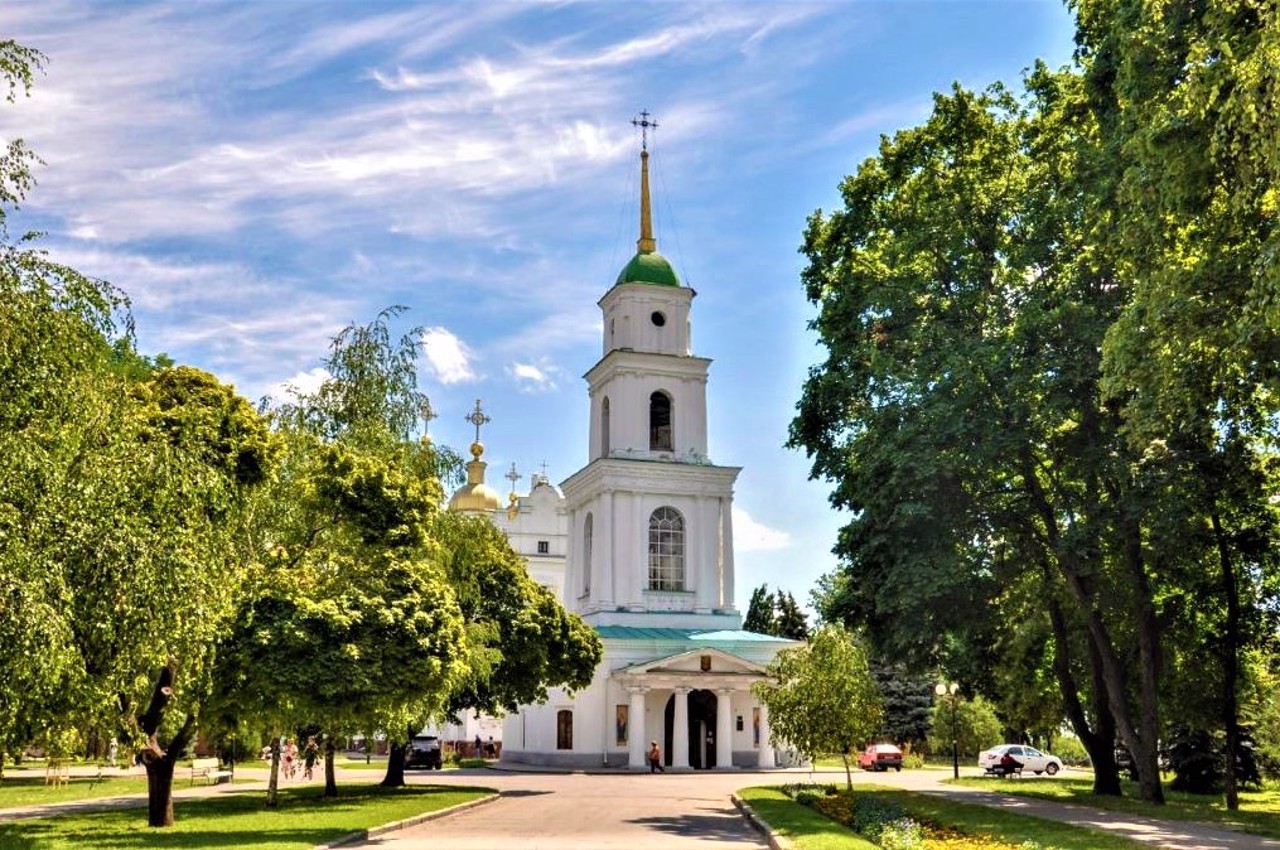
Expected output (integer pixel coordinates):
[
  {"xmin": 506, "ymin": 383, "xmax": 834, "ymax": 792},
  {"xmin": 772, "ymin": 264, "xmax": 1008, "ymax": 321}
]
[{"xmin": 917, "ymin": 784, "xmax": 1280, "ymax": 850}]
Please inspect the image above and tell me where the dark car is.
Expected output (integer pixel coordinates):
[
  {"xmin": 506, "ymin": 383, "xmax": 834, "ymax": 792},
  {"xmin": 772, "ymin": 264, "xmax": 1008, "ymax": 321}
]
[
  {"xmin": 405, "ymin": 735, "xmax": 442, "ymax": 770},
  {"xmin": 858, "ymin": 743, "xmax": 904, "ymax": 772}
]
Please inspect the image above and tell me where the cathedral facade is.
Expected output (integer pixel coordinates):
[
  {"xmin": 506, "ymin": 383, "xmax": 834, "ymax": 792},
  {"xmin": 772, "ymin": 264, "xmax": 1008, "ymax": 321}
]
[{"xmin": 449, "ymin": 135, "xmax": 794, "ymax": 769}]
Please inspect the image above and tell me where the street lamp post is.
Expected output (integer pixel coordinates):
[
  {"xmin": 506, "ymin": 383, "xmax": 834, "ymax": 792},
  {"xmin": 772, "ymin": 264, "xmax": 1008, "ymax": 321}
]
[{"xmin": 935, "ymin": 682, "xmax": 959, "ymax": 778}]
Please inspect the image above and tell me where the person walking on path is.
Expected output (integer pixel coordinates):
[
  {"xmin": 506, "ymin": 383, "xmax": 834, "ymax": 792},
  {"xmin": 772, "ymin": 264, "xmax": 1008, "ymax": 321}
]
[
  {"xmin": 302, "ymin": 736, "xmax": 319, "ymax": 780},
  {"xmin": 648, "ymin": 741, "xmax": 664, "ymax": 773}
]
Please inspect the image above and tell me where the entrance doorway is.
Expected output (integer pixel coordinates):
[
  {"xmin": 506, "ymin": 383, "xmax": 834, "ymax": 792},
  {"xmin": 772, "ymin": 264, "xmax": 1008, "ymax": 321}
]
[{"xmin": 663, "ymin": 689, "xmax": 718, "ymax": 769}]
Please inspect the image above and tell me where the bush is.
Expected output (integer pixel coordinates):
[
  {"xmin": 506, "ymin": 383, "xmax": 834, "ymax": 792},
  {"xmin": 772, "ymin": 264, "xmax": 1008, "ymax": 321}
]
[
  {"xmin": 877, "ymin": 817, "xmax": 925, "ymax": 850},
  {"xmin": 1052, "ymin": 736, "xmax": 1089, "ymax": 767},
  {"xmin": 901, "ymin": 751, "xmax": 925, "ymax": 770}
]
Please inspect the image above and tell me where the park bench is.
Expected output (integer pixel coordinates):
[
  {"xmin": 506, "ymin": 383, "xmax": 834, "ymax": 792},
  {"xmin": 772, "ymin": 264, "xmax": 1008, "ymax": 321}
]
[
  {"xmin": 190, "ymin": 757, "xmax": 233, "ymax": 786},
  {"xmin": 984, "ymin": 761, "xmax": 1023, "ymax": 778},
  {"xmin": 44, "ymin": 759, "xmax": 69, "ymax": 788}
]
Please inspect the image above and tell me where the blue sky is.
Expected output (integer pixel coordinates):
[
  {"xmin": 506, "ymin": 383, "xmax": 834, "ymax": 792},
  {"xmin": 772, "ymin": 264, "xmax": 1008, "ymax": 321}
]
[{"xmin": 5, "ymin": 1, "xmax": 1077, "ymax": 616}]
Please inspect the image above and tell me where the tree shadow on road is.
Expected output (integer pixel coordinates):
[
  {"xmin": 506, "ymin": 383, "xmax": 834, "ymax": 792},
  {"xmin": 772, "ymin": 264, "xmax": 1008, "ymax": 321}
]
[{"xmin": 630, "ymin": 807, "xmax": 765, "ymax": 845}]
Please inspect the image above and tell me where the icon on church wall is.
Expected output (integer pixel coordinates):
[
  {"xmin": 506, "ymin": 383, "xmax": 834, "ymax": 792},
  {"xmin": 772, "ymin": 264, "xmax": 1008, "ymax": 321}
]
[{"xmin": 616, "ymin": 704, "xmax": 628, "ymax": 746}]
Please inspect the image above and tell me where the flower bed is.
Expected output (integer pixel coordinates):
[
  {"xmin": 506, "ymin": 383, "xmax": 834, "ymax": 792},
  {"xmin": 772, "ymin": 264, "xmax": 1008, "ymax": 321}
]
[{"xmin": 782, "ymin": 784, "xmax": 1055, "ymax": 850}]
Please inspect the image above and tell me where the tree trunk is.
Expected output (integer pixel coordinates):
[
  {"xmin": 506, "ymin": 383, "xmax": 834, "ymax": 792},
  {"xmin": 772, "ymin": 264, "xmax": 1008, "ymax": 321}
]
[
  {"xmin": 841, "ymin": 753, "xmax": 853, "ymax": 791},
  {"xmin": 1120, "ymin": 511, "xmax": 1165, "ymax": 805},
  {"xmin": 138, "ymin": 663, "xmax": 197, "ymax": 827},
  {"xmin": 1211, "ymin": 508, "xmax": 1241, "ymax": 811},
  {"xmin": 1045, "ymin": 588, "xmax": 1122, "ymax": 795},
  {"xmin": 381, "ymin": 741, "xmax": 406, "ymax": 787},
  {"xmin": 323, "ymin": 737, "xmax": 337, "ymax": 798},
  {"xmin": 266, "ymin": 737, "xmax": 281, "ymax": 809},
  {"xmin": 144, "ymin": 756, "xmax": 177, "ymax": 827}
]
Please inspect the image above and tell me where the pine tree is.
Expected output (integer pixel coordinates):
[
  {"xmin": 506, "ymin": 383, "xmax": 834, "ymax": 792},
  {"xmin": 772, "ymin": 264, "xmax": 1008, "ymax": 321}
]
[
  {"xmin": 776, "ymin": 592, "xmax": 810, "ymax": 640},
  {"xmin": 743, "ymin": 584, "xmax": 776, "ymax": 635}
]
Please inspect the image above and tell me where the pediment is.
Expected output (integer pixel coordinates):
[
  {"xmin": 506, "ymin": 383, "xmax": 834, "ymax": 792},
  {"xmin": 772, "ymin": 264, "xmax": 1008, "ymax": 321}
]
[{"xmin": 617, "ymin": 646, "xmax": 766, "ymax": 677}]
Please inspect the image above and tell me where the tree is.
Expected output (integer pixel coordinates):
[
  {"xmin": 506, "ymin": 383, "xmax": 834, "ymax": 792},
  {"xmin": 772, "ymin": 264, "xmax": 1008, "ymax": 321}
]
[
  {"xmin": 791, "ymin": 75, "xmax": 1172, "ymax": 800},
  {"xmin": 211, "ymin": 308, "xmax": 468, "ymax": 802},
  {"xmin": 775, "ymin": 592, "xmax": 810, "ymax": 641},
  {"xmin": 743, "ymin": 584, "xmax": 808, "ymax": 640},
  {"xmin": 1073, "ymin": 0, "xmax": 1280, "ymax": 810},
  {"xmin": 0, "ymin": 44, "xmax": 275, "ymax": 825},
  {"xmin": 752, "ymin": 625, "xmax": 882, "ymax": 789},
  {"xmin": 743, "ymin": 585, "xmax": 776, "ymax": 635},
  {"xmin": 927, "ymin": 693, "xmax": 1003, "ymax": 762},
  {"xmin": 871, "ymin": 665, "xmax": 935, "ymax": 750}
]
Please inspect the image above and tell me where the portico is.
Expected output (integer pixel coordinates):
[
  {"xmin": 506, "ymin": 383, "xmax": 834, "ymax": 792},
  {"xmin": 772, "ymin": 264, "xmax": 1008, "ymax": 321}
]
[{"xmin": 614, "ymin": 647, "xmax": 775, "ymax": 770}]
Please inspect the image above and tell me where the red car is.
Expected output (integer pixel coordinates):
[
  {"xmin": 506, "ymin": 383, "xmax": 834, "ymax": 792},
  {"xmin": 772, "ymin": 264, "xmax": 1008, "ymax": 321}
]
[{"xmin": 858, "ymin": 743, "xmax": 903, "ymax": 772}]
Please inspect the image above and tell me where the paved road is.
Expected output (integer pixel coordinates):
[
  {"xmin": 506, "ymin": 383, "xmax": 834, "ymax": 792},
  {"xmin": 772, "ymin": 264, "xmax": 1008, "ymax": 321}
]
[{"xmin": 344, "ymin": 770, "xmax": 769, "ymax": 849}]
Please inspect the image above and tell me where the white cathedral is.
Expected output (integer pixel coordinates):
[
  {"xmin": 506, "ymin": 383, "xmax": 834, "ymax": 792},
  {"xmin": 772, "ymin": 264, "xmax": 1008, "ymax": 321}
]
[{"xmin": 444, "ymin": 130, "xmax": 795, "ymax": 770}]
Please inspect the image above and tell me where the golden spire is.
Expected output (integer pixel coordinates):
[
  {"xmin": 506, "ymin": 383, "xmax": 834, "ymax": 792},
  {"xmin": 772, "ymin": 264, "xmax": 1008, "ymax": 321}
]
[{"xmin": 632, "ymin": 110, "xmax": 658, "ymax": 255}]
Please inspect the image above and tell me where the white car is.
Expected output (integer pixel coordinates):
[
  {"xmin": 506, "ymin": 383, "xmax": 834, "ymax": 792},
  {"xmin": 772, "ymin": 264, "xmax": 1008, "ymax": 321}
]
[{"xmin": 979, "ymin": 744, "xmax": 1063, "ymax": 776}]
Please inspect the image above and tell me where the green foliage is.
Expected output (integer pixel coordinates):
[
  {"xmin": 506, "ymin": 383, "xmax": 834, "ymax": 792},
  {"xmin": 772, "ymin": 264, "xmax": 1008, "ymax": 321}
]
[
  {"xmin": 433, "ymin": 511, "xmax": 602, "ymax": 718},
  {"xmin": 871, "ymin": 665, "xmax": 934, "ymax": 748},
  {"xmin": 1053, "ymin": 736, "xmax": 1090, "ymax": 767},
  {"xmin": 744, "ymin": 584, "xmax": 776, "ymax": 634},
  {"xmin": 776, "ymin": 592, "xmax": 811, "ymax": 640},
  {"xmin": 928, "ymin": 694, "xmax": 1003, "ymax": 761},
  {"xmin": 743, "ymin": 583, "xmax": 810, "ymax": 640},
  {"xmin": 753, "ymin": 625, "xmax": 882, "ymax": 789}
]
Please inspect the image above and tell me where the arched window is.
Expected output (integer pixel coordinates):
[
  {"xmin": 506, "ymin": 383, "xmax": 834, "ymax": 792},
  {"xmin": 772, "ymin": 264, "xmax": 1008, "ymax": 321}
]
[
  {"xmin": 649, "ymin": 391, "xmax": 672, "ymax": 451},
  {"xmin": 582, "ymin": 513, "xmax": 593, "ymax": 597},
  {"xmin": 648, "ymin": 506, "xmax": 685, "ymax": 590},
  {"xmin": 556, "ymin": 710, "xmax": 573, "ymax": 750},
  {"xmin": 601, "ymin": 397, "xmax": 611, "ymax": 457}
]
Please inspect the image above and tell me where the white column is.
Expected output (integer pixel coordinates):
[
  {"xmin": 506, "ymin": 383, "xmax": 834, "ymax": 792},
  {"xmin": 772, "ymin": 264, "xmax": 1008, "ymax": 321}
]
[
  {"xmin": 716, "ymin": 689, "xmax": 734, "ymax": 769},
  {"xmin": 599, "ymin": 490, "xmax": 615, "ymax": 608},
  {"xmin": 672, "ymin": 687, "xmax": 691, "ymax": 769},
  {"xmin": 755, "ymin": 700, "xmax": 773, "ymax": 767},
  {"xmin": 720, "ymin": 498, "xmax": 735, "ymax": 612},
  {"xmin": 628, "ymin": 688, "xmax": 647, "ymax": 769},
  {"xmin": 697, "ymin": 497, "xmax": 717, "ymax": 613}
]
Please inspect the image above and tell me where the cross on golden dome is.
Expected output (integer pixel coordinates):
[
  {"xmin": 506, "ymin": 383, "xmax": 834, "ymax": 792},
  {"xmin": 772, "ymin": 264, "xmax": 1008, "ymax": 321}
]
[{"xmin": 465, "ymin": 398, "xmax": 491, "ymax": 444}]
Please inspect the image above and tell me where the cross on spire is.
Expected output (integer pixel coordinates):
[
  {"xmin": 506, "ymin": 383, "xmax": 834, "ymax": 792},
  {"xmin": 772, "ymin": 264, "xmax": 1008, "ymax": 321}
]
[
  {"xmin": 505, "ymin": 462, "xmax": 522, "ymax": 492},
  {"xmin": 632, "ymin": 110, "xmax": 659, "ymax": 254},
  {"xmin": 420, "ymin": 399, "xmax": 438, "ymax": 435},
  {"xmin": 632, "ymin": 109, "xmax": 658, "ymax": 152},
  {"xmin": 465, "ymin": 398, "xmax": 491, "ymax": 443}
]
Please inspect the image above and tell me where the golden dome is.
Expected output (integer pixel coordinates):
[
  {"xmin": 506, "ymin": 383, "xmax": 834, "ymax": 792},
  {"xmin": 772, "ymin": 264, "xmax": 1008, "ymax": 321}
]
[{"xmin": 448, "ymin": 441, "xmax": 503, "ymax": 513}]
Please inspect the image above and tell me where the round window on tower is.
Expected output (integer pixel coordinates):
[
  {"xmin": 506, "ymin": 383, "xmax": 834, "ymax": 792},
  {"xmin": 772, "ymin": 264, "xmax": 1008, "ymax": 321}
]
[{"xmin": 651, "ymin": 311, "xmax": 666, "ymax": 327}]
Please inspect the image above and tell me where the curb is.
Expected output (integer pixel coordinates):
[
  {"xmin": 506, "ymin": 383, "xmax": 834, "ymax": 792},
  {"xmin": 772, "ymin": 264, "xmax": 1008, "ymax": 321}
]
[
  {"xmin": 731, "ymin": 793, "xmax": 791, "ymax": 850},
  {"xmin": 319, "ymin": 792, "xmax": 500, "ymax": 848}
]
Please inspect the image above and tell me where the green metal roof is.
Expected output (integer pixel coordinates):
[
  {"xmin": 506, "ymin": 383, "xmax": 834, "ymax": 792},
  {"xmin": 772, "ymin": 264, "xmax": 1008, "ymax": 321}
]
[
  {"xmin": 594, "ymin": 626, "xmax": 789, "ymax": 642},
  {"xmin": 615, "ymin": 251, "xmax": 680, "ymax": 287}
]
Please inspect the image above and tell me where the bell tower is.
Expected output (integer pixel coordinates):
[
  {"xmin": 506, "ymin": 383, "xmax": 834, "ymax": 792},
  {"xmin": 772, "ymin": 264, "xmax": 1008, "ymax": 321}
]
[{"xmin": 561, "ymin": 113, "xmax": 741, "ymax": 629}]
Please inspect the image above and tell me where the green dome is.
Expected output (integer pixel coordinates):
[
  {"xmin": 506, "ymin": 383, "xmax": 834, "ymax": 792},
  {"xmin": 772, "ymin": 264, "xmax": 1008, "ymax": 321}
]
[{"xmin": 616, "ymin": 251, "xmax": 680, "ymax": 287}]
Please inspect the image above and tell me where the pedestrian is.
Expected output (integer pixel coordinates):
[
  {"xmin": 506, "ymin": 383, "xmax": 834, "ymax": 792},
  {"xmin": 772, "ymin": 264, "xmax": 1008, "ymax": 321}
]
[
  {"xmin": 648, "ymin": 740, "xmax": 664, "ymax": 773},
  {"xmin": 283, "ymin": 738, "xmax": 298, "ymax": 779},
  {"xmin": 108, "ymin": 737, "xmax": 118, "ymax": 769},
  {"xmin": 475, "ymin": 734, "xmax": 483, "ymax": 758},
  {"xmin": 303, "ymin": 736, "xmax": 319, "ymax": 780}
]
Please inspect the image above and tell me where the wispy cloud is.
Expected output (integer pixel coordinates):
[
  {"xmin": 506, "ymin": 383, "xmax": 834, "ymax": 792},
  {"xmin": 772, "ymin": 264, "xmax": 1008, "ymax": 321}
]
[
  {"xmin": 422, "ymin": 327, "xmax": 478, "ymax": 385},
  {"xmin": 733, "ymin": 507, "xmax": 792, "ymax": 552},
  {"xmin": 507, "ymin": 359, "xmax": 560, "ymax": 393}
]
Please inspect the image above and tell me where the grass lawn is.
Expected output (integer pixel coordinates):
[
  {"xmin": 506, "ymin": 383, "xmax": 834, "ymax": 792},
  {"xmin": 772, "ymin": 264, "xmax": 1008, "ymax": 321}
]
[
  {"xmin": 738, "ymin": 787, "xmax": 877, "ymax": 850},
  {"xmin": 0, "ymin": 782, "xmax": 493, "ymax": 849},
  {"xmin": 0, "ymin": 775, "xmax": 151, "ymax": 810},
  {"xmin": 739, "ymin": 785, "xmax": 1149, "ymax": 849},
  {"xmin": 952, "ymin": 775, "xmax": 1280, "ymax": 839}
]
